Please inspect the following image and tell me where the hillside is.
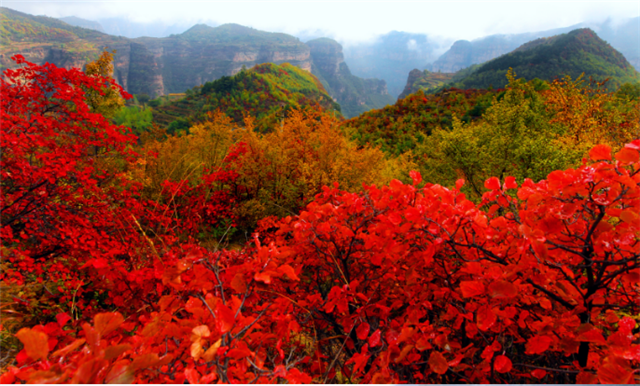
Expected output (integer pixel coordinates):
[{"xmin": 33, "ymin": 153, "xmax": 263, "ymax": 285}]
[
  {"xmin": 430, "ymin": 17, "xmax": 639, "ymax": 73},
  {"xmin": 442, "ymin": 28, "xmax": 640, "ymax": 91},
  {"xmin": 307, "ymin": 38, "xmax": 395, "ymax": 118},
  {"xmin": 151, "ymin": 62, "xmax": 341, "ymax": 132}
]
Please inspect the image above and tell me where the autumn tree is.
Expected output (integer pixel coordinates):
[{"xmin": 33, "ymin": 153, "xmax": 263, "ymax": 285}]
[{"xmin": 83, "ymin": 50, "xmax": 125, "ymax": 120}]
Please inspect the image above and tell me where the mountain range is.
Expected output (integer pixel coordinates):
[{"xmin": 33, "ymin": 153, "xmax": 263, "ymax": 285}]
[
  {"xmin": 0, "ymin": 7, "xmax": 392, "ymax": 118},
  {"xmin": 401, "ymin": 28, "xmax": 639, "ymax": 95}
]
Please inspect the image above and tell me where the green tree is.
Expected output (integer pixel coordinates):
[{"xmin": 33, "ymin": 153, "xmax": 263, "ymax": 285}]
[{"xmin": 419, "ymin": 70, "xmax": 574, "ymax": 199}]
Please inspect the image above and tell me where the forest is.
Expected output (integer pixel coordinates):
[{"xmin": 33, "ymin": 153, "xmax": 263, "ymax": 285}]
[{"xmin": 0, "ymin": 49, "xmax": 639, "ymax": 385}]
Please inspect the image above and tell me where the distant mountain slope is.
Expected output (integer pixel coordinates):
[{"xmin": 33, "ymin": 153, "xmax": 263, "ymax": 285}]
[
  {"xmin": 344, "ymin": 31, "xmax": 452, "ymax": 98},
  {"xmin": 307, "ymin": 38, "xmax": 394, "ymax": 118},
  {"xmin": 445, "ymin": 28, "xmax": 639, "ymax": 90},
  {"xmin": 152, "ymin": 62, "xmax": 341, "ymax": 132},
  {"xmin": 431, "ymin": 17, "xmax": 639, "ymax": 72},
  {"xmin": 59, "ymin": 16, "xmax": 105, "ymax": 33}
]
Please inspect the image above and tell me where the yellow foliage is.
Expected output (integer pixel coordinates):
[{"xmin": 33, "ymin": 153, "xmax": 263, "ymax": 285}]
[
  {"xmin": 138, "ymin": 111, "xmax": 238, "ymax": 201},
  {"xmin": 84, "ymin": 50, "xmax": 125, "ymax": 120},
  {"xmin": 231, "ymin": 108, "xmax": 388, "ymax": 226},
  {"xmin": 544, "ymin": 76, "xmax": 640, "ymax": 154}
]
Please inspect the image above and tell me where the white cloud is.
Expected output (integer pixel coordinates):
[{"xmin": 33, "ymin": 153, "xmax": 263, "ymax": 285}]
[{"xmin": 3, "ymin": 0, "xmax": 639, "ymax": 42}]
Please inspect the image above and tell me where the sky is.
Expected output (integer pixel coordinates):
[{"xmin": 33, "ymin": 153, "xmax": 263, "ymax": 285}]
[{"xmin": 3, "ymin": 0, "xmax": 639, "ymax": 43}]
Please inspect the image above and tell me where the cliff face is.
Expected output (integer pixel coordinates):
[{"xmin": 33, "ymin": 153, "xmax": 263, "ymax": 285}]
[
  {"xmin": 307, "ymin": 38, "xmax": 394, "ymax": 118},
  {"xmin": 0, "ymin": 9, "xmax": 314, "ymax": 98}
]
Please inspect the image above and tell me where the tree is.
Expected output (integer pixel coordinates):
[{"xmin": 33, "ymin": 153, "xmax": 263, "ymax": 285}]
[
  {"xmin": 419, "ymin": 71, "xmax": 574, "ymax": 199},
  {"xmin": 83, "ymin": 50, "xmax": 125, "ymax": 120}
]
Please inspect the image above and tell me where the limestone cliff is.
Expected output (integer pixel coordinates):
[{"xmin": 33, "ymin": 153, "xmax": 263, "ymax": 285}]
[
  {"xmin": 307, "ymin": 38, "xmax": 394, "ymax": 118},
  {"xmin": 1, "ymin": 9, "xmax": 313, "ymax": 98}
]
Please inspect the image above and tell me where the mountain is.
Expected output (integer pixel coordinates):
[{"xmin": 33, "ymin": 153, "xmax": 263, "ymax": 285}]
[
  {"xmin": 442, "ymin": 28, "xmax": 639, "ymax": 91},
  {"xmin": 307, "ymin": 38, "xmax": 394, "ymax": 118},
  {"xmin": 59, "ymin": 16, "xmax": 105, "ymax": 33},
  {"xmin": 430, "ymin": 17, "xmax": 639, "ymax": 72},
  {"xmin": 344, "ymin": 31, "xmax": 452, "ymax": 98},
  {"xmin": 151, "ymin": 62, "xmax": 341, "ymax": 133},
  {"xmin": 1, "ymin": 7, "xmax": 391, "ymax": 116}
]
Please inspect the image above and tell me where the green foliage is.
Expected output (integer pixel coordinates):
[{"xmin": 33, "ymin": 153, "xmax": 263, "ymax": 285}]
[
  {"xmin": 113, "ymin": 106, "xmax": 153, "ymax": 135},
  {"xmin": 418, "ymin": 72, "xmax": 579, "ymax": 199},
  {"xmin": 616, "ymin": 82, "xmax": 640, "ymax": 101},
  {"xmin": 343, "ymin": 88, "xmax": 496, "ymax": 155},
  {"xmin": 154, "ymin": 62, "xmax": 341, "ymax": 132}
]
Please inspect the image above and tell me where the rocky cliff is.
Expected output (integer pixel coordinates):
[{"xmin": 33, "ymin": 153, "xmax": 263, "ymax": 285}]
[
  {"xmin": 307, "ymin": 38, "xmax": 394, "ymax": 118},
  {"xmin": 1, "ymin": 9, "xmax": 313, "ymax": 98}
]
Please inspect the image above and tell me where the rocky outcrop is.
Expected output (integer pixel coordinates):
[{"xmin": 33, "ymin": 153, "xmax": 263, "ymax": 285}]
[
  {"xmin": 399, "ymin": 69, "xmax": 424, "ymax": 99},
  {"xmin": 307, "ymin": 38, "xmax": 394, "ymax": 118}
]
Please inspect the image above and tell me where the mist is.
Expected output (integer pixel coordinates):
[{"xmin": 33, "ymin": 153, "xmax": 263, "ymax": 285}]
[{"xmin": 3, "ymin": 0, "xmax": 638, "ymax": 44}]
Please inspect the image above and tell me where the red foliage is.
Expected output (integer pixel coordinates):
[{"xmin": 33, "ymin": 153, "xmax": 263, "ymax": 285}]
[{"xmin": 2, "ymin": 57, "xmax": 639, "ymax": 384}]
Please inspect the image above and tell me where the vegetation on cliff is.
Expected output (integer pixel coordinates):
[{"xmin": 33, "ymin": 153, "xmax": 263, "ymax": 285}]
[{"xmin": 151, "ymin": 62, "xmax": 341, "ymax": 133}]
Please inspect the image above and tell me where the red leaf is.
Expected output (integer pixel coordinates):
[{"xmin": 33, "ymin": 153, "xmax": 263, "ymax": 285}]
[
  {"xmin": 16, "ymin": 328, "xmax": 49, "ymax": 361},
  {"xmin": 488, "ymin": 280, "xmax": 517, "ymax": 299},
  {"xmin": 615, "ymin": 147, "xmax": 639, "ymax": 163},
  {"xmin": 230, "ymin": 273, "xmax": 247, "ymax": 293},
  {"xmin": 428, "ymin": 351, "xmax": 448, "ymax": 374},
  {"xmin": 504, "ymin": 176, "xmax": 517, "ymax": 190},
  {"xmin": 368, "ymin": 329, "xmax": 381, "ymax": 348},
  {"xmin": 185, "ymin": 368, "xmax": 201, "ymax": 384},
  {"xmin": 94, "ymin": 312, "xmax": 124, "ymax": 338},
  {"xmin": 476, "ymin": 306, "xmax": 497, "ymax": 332},
  {"xmin": 494, "ymin": 355, "xmax": 512, "ymax": 373},
  {"xmin": 460, "ymin": 281, "xmax": 485, "ymax": 298},
  {"xmin": 589, "ymin": 144, "xmax": 611, "ymax": 161},
  {"xmin": 531, "ymin": 369, "xmax": 547, "ymax": 379},
  {"xmin": 526, "ymin": 335, "xmax": 553, "ymax": 355},
  {"xmin": 576, "ymin": 329, "xmax": 606, "ymax": 344},
  {"xmin": 409, "ymin": 170, "xmax": 422, "ymax": 185},
  {"xmin": 356, "ymin": 322, "xmax": 370, "ymax": 341},
  {"xmin": 56, "ymin": 313, "xmax": 72, "ymax": 328},
  {"xmin": 484, "ymin": 177, "xmax": 501, "ymax": 190},
  {"xmin": 216, "ymin": 303, "xmax": 235, "ymax": 334},
  {"xmin": 576, "ymin": 371, "xmax": 598, "ymax": 384},
  {"xmin": 598, "ymin": 356, "xmax": 634, "ymax": 384},
  {"xmin": 254, "ymin": 271, "xmax": 272, "ymax": 284},
  {"xmin": 278, "ymin": 264, "xmax": 299, "ymax": 281}
]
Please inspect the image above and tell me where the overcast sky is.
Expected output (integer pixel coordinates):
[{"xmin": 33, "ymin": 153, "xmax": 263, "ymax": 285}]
[{"xmin": 3, "ymin": 0, "xmax": 639, "ymax": 43}]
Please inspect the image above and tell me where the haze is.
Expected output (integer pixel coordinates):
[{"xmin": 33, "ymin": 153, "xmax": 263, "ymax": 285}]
[{"xmin": 4, "ymin": 0, "xmax": 639, "ymax": 44}]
